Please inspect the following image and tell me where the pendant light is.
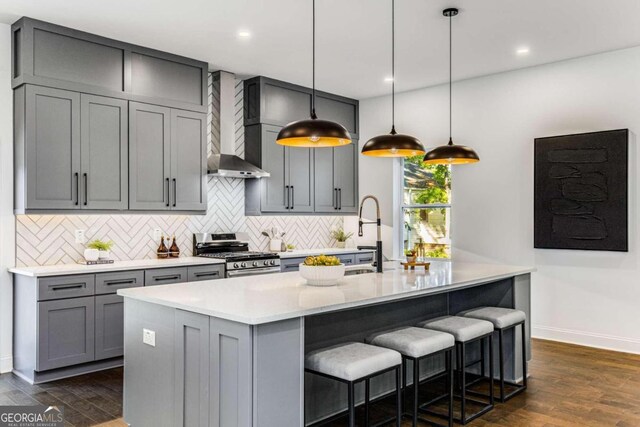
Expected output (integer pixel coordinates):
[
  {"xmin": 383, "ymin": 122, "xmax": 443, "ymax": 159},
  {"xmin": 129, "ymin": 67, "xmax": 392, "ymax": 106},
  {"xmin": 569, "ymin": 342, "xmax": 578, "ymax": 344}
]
[
  {"xmin": 276, "ymin": 0, "xmax": 352, "ymax": 147},
  {"xmin": 423, "ymin": 8, "xmax": 479, "ymax": 165},
  {"xmin": 361, "ymin": 0, "xmax": 426, "ymax": 157}
]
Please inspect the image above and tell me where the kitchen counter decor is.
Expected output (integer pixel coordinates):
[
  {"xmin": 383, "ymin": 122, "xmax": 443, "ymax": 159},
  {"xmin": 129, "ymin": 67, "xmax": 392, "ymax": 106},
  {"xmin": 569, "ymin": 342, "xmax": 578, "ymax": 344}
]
[
  {"xmin": 299, "ymin": 255, "xmax": 345, "ymax": 286},
  {"xmin": 330, "ymin": 227, "xmax": 353, "ymax": 249}
]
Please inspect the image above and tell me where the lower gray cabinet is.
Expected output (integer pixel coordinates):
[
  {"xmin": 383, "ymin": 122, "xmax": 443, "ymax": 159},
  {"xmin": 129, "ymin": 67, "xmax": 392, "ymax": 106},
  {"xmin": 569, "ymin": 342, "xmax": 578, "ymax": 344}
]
[
  {"xmin": 336, "ymin": 254, "xmax": 355, "ymax": 265},
  {"xmin": 37, "ymin": 296, "xmax": 95, "ymax": 371},
  {"xmin": 175, "ymin": 310, "xmax": 210, "ymax": 427},
  {"xmin": 355, "ymin": 252, "xmax": 375, "ymax": 264},
  {"xmin": 187, "ymin": 265, "xmax": 224, "ymax": 282},
  {"xmin": 95, "ymin": 294, "xmax": 125, "ymax": 360},
  {"xmin": 145, "ymin": 267, "xmax": 188, "ymax": 286}
]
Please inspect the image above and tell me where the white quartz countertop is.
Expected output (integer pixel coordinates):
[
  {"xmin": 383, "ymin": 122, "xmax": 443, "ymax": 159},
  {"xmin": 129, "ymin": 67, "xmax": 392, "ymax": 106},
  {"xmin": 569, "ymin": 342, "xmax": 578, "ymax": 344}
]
[
  {"xmin": 278, "ymin": 248, "xmax": 374, "ymax": 258},
  {"xmin": 9, "ymin": 256, "xmax": 225, "ymax": 277},
  {"xmin": 118, "ymin": 261, "xmax": 535, "ymax": 325}
]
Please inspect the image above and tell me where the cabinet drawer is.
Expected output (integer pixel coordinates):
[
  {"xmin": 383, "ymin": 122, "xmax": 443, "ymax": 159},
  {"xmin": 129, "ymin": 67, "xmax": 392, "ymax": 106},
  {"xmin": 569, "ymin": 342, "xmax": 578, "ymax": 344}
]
[
  {"xmin": 355, "ymin": 252, "xmax": 375, "ymax": 264},
  {"xmin": 38, "ymin": 275, "xmax": 95, "ymax": 301},
  {"xmin": 96, "ymin": 270, "xmax": 144, "ymax": 294},
  {"xmin": 187, "ymin": 265, "xmax": 224, "ymax": 282},
  {"xmin": 280, "ymin": 257, "xmax": 305, "ymax": 272},
  {"xmin": 145, "ymin": 267, "xmax": 188, "ymax": 286},
  {"xmin": 337, "ymin": 254, "xmax": 356, "ymax": 265}
]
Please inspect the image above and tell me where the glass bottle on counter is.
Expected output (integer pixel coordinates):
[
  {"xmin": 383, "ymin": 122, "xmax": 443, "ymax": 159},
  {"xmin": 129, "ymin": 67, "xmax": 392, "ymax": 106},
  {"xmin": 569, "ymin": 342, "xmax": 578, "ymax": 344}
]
[
  {"xmin": 169, "ymin": 235, "xmax": 180, "ymax": 258},
  {"xmin": 157, "ymin": 235, "xmax": 169, "ymax": 259}
]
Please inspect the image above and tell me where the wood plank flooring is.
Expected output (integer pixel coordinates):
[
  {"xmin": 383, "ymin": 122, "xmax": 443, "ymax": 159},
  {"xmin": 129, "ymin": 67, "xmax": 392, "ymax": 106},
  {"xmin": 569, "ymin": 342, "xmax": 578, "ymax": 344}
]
[{"xmin": 0, "ymin": 339, "xmax": 638, "ymax": 426}]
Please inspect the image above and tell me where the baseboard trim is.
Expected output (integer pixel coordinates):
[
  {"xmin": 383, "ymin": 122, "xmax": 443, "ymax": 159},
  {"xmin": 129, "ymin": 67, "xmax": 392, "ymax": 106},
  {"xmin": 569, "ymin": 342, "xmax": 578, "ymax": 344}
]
[
  {"xmin": 0, "ymin": 355, "xmax": 12, "ymax": 374},
  {"xmin": 532, "ymin": 325, "xmax": 640, "ymax": 355}
]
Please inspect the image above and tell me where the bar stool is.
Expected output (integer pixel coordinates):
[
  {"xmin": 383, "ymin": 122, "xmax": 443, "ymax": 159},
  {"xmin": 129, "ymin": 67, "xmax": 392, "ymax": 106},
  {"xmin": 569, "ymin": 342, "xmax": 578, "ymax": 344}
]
[
  {"xmin": 419, "ymin": 316, "xmax": 495, "ymax": 425},
  {"xmin": 305, "ymin": 342, "xmax": 402, "ymax": 427},
  {"xmin": 459, "ymin": 307, "xmax": 527, "ymax": 402},
  {"xmin": 366, "ymin": 327, "xmax": 455, "ymax": 427}
]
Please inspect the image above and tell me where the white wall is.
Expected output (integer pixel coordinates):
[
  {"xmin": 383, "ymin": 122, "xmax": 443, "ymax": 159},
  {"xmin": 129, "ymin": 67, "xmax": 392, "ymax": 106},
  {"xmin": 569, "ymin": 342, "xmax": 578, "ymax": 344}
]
[
  {"xmin": 357, "ymin": 46, "xmax": 640, "ymax": 354},
  {"xmin": 0, "ymin": 24, "xmax": 15, "ymax": 373}
]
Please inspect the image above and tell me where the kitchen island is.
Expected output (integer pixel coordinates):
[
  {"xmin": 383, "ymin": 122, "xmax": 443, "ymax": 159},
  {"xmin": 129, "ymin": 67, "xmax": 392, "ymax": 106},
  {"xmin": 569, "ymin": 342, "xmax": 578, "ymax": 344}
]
[{"xmin": 118, "ymin": 261, "xmax": 534, "ymax": 426}]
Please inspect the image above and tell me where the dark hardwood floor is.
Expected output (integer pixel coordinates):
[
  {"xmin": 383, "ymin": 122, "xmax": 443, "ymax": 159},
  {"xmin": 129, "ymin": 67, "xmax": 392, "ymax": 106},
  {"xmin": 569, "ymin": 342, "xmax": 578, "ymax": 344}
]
[{"xmin": 0, "ymin": 339, "xmax": 638, "ymax": 426}]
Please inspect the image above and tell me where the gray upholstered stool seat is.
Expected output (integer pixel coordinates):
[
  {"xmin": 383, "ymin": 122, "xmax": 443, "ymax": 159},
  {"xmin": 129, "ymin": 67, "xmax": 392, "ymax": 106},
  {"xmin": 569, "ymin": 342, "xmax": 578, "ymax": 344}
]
[
  {"xmin": 305, "ymin": 342, "xmax": 401, "ymax": 382},
  {"xmin": 418, "ymin": 316, "xmax": 494, "ymax": 342},
  {"xmin": 458, "ymin": 307, "xmax": 526, "ymax": 329},
  {"xmin": 366, "ymin": 327, "xmax": 455, "ymax": 358}
]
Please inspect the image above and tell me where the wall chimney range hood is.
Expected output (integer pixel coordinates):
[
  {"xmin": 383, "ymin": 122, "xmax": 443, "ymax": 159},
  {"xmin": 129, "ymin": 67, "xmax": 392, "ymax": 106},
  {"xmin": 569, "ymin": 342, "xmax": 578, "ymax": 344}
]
[{"xmin": 208, "ymin": 71, "xmax": 269, "ymax": 179}]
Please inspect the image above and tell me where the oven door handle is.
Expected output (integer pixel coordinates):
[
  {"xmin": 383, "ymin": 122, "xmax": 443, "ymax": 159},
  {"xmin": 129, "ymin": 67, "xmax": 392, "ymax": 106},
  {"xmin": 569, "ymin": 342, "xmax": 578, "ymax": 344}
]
[{"xmin": 226, "ymin": 267, "xmax": 281, "ymax": 277}]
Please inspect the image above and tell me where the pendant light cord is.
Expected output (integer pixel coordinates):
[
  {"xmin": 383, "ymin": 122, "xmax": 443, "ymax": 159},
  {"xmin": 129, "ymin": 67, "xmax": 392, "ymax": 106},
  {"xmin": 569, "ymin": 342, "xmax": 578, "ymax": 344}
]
[
  {"xmin": 390, "ymin": 0, "xmax": 396, "ymax": 134},
  {"xmin": 448, "ymin": 12, "xmax": 453, "ymax": 144},
  {"xmin": 311, "ymin": 0, "xmax": 317, "ymax": 119}
]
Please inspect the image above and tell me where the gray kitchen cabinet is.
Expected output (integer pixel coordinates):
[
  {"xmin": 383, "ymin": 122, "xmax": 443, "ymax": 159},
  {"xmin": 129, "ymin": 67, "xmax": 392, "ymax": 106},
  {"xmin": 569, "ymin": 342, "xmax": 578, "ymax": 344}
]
[
  {"xmin": 145, "ymin": 267, "xmax": 189, "ymax": 286},
  {"xmin": 95, "ymin": 270, "xmax": 144, "ymax": 295},
  {"xmin": 170, "ymin": 109, "xmax": 207, "ymax": 211},
  {"xmin": 175, "ymin": 310, "xmax": 210, "ymax": 427},
  {"xmin": 21, "ymin": 85, "xmax": 81, "ymax": 210},
  {"xmin": 95, "ymin": 294, "xmax": 125, "ymax": 360},
  {"xmin": 130, "ymin": 102, "xmax": 207, "ymax": 212},
  {"xmin": 336, "ymin": 254, "xmax": 356, "ymax": 266},
  {"xmin": 37, "ymin": 274, "xmax": 95, "ymax": 301},
  {"xmin": 355, "ymin": 251, "xmax": 375, "ymax": 265},
  {"xmin": 37, "ymin": 296, "xmax": 95, "ymax": 371},
  {"xmin": 314, "ymin": 143, "xmax": 359, "ymax": 213},
  {"xmin": 279, "ymin": 251, "xmax": 375, "ymax": 272},
  {"xmin": 80, "ymin": 94, "xmax": 128, "ymax": 210},
  {"xmin": 129, "ymin": 102, "xmax": 171, "ymax": 210},
  {"xmin": 187, "ymin": 265, "xmax": 224, "ymax": 282}
]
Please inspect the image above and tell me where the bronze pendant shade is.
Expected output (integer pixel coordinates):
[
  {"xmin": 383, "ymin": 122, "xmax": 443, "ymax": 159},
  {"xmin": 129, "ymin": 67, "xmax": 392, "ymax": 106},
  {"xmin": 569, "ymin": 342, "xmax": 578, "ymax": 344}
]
[
  {"xmin": 361, "ymin": 0, "xmax": 425, "ymax": 157},
  {"xmin": 276, "ymin": 0, "xmax": 351, "ymax": 148},
  {"xmin": 423, "ymin": 8, "xmax": 479, "ymax": 165}
]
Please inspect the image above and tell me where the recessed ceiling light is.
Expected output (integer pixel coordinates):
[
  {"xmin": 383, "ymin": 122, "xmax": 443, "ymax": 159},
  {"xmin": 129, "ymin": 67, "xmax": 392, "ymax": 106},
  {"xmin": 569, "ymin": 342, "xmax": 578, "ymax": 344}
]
[
  {"xmin": 384, "ymin": 76, "xmax": 394, "ymax": 83},
  {"xmin": 516, "ymin": 47, "xmax": 530, "ymax": 55},
  {"xmin": 237, "ymin": 30, "xmax": 251, "ymax": 39}
]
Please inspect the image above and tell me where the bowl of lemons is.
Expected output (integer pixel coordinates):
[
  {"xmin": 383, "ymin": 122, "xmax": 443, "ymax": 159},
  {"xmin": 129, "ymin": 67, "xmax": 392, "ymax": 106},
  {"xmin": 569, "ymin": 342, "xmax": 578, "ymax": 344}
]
[{"xmin": 299, "ymin": 255, "xmax": 345, "ymax": 286}]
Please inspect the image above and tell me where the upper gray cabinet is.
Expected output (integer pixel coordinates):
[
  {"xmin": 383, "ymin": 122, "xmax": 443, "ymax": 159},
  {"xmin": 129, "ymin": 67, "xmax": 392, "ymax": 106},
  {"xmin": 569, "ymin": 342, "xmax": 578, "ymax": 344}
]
[
  {"xmin": 244, "ymin": 76, "xmax": 359, "ymax": 139},
  {"xmin": 12, "ymin": 18, "xmax": 207, "ymax": 112},
  {"xmin": 129, "ymin": 103, "xmax": 206, "ymax": 212},
  {"xmin": 244, "ymin": 77, "xmax": 359, "ymax": 216},
  {"xmin": 15, "ymin": 86, "xmax": 128, "ymax": 212},
  {"xmin": 12, "ymin": 17, "xmax": 208, "ymax": 213}
]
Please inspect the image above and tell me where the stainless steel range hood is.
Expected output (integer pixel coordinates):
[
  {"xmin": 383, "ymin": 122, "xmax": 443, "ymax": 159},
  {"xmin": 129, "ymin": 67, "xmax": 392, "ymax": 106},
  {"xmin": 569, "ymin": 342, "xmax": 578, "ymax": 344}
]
[
  {"xmin": 208, "ymin": 71, "xmax": 269, "ymax": 179},
  {"xmin": 207, "ymin": 154, "xmax": 269, "ymax": 178}
]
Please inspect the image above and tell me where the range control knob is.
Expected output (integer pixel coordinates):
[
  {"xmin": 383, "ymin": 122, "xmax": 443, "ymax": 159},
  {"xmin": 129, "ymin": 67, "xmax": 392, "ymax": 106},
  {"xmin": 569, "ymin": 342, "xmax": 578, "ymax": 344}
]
[
  {"xmin": 241, "ymin": 262, "xmax": 247, "ymax": 268},
  {"xmin": 270, "ymin": 260, "xmax": 276, "ymax": 266},
  {"xmin": 233, "ymin": 263, "xmax": 239, "ymax": 268},
  {"xmin": 252, "ymin": 261, "xmax": 258, "ymax": 267},
  {"xmin": 263, "ymin": 260, "xmax": 269, "ymax": 266}
]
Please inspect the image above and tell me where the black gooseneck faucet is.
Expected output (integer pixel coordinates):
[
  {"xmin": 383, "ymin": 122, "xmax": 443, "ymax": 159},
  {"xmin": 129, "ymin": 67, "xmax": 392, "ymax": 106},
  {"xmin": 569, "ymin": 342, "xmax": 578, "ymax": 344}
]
[{"xmin": 358, "ymin": 195, "xmax": 383, "ymax": 273}]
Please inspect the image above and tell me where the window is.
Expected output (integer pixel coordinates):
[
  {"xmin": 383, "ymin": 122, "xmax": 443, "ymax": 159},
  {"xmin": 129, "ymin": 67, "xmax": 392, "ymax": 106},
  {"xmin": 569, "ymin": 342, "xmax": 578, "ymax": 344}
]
[{"xmin": 401, "ymin": 156, "xmax": 451, "ymax": 259}]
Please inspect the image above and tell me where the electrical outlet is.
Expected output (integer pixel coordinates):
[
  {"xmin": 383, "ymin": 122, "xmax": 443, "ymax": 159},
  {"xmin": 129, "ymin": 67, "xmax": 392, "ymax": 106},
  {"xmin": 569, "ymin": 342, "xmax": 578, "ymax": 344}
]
[
  {"xmin": 75, "ymin": 229, "xmax": 86, "ymax": 244},
  {"xmin": 153, "ymin": 228, "xmax": 162, "ymax": 241},
  {"xmin": 143, "ymin": 328, "xmax": 156, "ymax": 347}
]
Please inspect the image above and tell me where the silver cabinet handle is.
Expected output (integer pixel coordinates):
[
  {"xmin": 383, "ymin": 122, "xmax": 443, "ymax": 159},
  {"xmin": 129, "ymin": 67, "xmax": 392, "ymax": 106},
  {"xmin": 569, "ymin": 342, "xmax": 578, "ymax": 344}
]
[
  {"xmin": 166, "ymin": 178, "xmax": 170, "ymax": 207},
  {"xmin": 173, "ymin": 178, "xmax": 177, "ymax": 207},
  {"xmin": 74, "ymin": 172, "xmax": 79, "ymax": 206},
  {"xmin": 83, "ymin": 173, "xmax": 88, "ymax": 206}
]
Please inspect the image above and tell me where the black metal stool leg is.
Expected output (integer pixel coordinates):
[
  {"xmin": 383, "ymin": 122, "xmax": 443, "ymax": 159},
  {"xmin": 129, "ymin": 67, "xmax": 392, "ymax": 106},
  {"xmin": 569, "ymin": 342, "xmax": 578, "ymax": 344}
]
[
  {"xmin": 488, "ymin": 335, "xmax": 494, "ymax": 406},
  {"xmin": 480, "ymin": 338, "xmax": 485, "ymax": 378},
  {"xmin": 402, "ymin": 357, "xmax": 407, "ymax": 414},
  {"xmin": 396, "ymin": 366, "xmax": 402, "ymax": 427},
  {"xmin": 522, "ymin": 322, "xmax": 528, "ymax": 389},
  {"xmin": 447, "ymin": 349, "xmax": 454, "ymax": 427},
  {"xmin": 498, "ymin": 328, "xmax": 505, "ymax": 402},
  {"xmin": 348, "ymin": 381, "xmax": 355, "ymax": 427},
  {"xmin": 413, "ymin": 358, "xmax": 420, "ymax": 426},
  {"xmin": 365, "ymin": 378, "xmax": 370, "ymax": 426},
  {"xmin": 460, "ymin": 342, "xmax": 466, "ymax": 424}
]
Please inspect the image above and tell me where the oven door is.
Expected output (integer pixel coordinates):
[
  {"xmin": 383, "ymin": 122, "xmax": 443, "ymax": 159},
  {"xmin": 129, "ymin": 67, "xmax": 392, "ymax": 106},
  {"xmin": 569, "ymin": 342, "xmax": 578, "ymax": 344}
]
[{"xmin": 226, "ymin": 266, "xmax": 281, "ymax": 278}]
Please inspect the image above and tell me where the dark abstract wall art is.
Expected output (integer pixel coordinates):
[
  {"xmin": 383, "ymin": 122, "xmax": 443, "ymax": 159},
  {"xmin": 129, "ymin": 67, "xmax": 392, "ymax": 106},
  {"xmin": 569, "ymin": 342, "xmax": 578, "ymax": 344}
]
[{"xmin": 534, "ymin": 129, "xmax": 628, "ymax": 251}]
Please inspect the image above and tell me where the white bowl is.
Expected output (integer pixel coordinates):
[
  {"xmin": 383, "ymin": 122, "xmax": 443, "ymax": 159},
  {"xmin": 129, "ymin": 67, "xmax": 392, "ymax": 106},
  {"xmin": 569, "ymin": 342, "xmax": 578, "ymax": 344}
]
[{"xmin": 299, "ymin": 264, "xmax": 346, "ymax": 287}]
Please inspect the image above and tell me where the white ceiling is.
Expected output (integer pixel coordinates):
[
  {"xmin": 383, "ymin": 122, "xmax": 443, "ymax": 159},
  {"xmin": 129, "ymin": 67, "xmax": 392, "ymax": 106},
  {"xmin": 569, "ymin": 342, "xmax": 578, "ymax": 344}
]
[{"xmin": 2, "ymin": 0, "xmax": 640, "ymax": 99}]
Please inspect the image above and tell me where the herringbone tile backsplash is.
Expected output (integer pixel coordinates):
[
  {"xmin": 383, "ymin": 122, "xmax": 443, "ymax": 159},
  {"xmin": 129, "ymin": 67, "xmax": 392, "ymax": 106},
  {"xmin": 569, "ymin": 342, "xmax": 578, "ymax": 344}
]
[{"xmin": 15, "ymin": 73, "xmax": 344, "ymax": 267}]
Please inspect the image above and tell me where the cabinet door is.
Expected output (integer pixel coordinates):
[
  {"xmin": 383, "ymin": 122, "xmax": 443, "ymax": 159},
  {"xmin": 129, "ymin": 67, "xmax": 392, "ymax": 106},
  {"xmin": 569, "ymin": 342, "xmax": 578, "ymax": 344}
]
[
  {"xmin": 170, "ymin": 109, "xmax": 206, "ymax": 211},
  {"xmin": 287, "ymin": 146, "xmax": 314, "ymax": 212},
  {"xmin": 95, "ymin": 294, "xmax": 124, "ymax": 360},
  {"xmin": 313, "ymin": 148, "xmax": 337, "ymax": 213},
  {"xmin": 129, "ymin": 102, "xmax": 171, "ymax": 210},
  {"xmin": 175, "ymin": 310, "xmax": 210, "ymax": 427},
  {"xmin": 80, "ymin": 94, "xmax": 128, "ymax": 210},
  {"xmin": 260, "ymin": 125, "xmax": 289, "ymax": 212},
  {"xmin": 37, "ymin": 296, "xmax": 95, "ymax": 371},
  {"xmin": 25, "ymin": 86, "xmax": 81, "ymax": 209},
  {"xmin": 335, "ymin": 142, "xmax": 358, "ymax": 213}
]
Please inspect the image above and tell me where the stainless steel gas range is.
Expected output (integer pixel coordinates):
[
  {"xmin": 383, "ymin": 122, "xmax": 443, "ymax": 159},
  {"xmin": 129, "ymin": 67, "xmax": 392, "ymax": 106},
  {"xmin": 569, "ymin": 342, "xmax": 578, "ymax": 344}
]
[{"xmin": 193, "ymin": 232, "xmax": 281, "ymax": 278}]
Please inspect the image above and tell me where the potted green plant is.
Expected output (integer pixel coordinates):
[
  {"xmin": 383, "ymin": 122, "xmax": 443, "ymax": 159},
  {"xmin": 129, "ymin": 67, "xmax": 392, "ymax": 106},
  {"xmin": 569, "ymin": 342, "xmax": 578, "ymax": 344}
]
[
  {"xmin": 299, "ymin": 255, "xmax": 345, "ymax": 286},
  {"xmin": 330, "ymin": 227, "xmax": 354, "ymax": 249},
  {"xmin": 87, "ymin": 239, "xmax": 114, "ymax": 260},
  {"xmin": 404, "ymin": 249, "xmax": 417, "ymax": 263}
]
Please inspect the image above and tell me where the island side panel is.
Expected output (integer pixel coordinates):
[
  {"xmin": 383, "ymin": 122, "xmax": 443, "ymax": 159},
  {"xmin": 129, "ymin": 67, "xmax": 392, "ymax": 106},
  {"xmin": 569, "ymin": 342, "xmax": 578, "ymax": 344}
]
[
  {"xmin": 253, "ymin": 317, "xmax": 304, "ymax": 427},
  {"xmin": 123, "ymin": 299, "xmax": 176, "ymax": 427},
  {"xmin": 513, "ymin": 273, "xmax": 532, "ymax": 380}
]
